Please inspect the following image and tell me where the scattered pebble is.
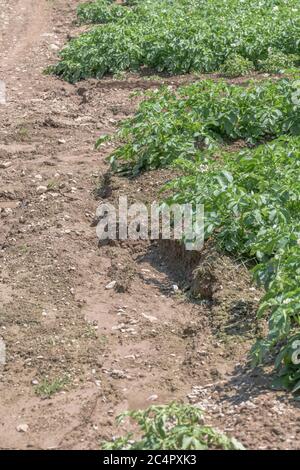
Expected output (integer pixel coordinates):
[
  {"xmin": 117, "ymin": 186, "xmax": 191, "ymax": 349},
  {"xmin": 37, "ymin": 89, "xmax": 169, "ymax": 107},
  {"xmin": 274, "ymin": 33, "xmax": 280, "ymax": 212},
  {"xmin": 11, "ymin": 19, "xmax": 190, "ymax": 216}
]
[
  {"xmin": 141, "ymin": 312, "xmax": 158, "ymax": 322},
  {"xmin": 16, "ymin": 424, "xmax": 29, "ymax": 433},
  {"xmin": 49, "ymin": 43, "xmax": 59, "ymax": 51},
  {"xmin": 147, "ymin": 394, "xmax": 158, "ymax": 402},
  {"xmin": 36, "ymin": 185, "xmax": 47, "ymax": 194},
  {"xmin": 0, "ymin": 161, "xmax": 12, "ymax": 169}
]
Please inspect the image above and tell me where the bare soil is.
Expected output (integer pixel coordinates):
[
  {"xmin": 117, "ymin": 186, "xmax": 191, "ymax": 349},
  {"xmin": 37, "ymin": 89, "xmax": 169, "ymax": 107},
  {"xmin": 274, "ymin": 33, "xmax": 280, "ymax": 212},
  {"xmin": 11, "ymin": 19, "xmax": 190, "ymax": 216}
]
[{"xmin": 0, "ymin": 0, "xmax": 299, "ymax": 450}]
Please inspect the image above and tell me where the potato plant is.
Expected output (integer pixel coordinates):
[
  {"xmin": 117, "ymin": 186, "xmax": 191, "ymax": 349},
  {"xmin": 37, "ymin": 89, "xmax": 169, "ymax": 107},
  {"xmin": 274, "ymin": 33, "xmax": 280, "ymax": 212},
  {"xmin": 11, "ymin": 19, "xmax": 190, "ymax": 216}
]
[
  {"xmin": 104, "ymin": 78, "xmax": 300, "ymax": 391},
  {"xmin": 102, "ymin": 403, "xmax": 245, "ymax": 450},
  {"xmin": 108, "ymin": 78, "xmax": 300, "ymax": 174}
]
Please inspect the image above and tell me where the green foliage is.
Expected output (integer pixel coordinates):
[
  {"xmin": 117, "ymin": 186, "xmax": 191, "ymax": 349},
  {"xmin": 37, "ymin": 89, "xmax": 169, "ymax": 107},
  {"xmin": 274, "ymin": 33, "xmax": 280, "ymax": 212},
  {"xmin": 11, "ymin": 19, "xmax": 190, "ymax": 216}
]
[
  {"xmin": 258, "ymin": 51, "xmax": 299, "ymax": 74},
  {"xmin": 51, "ymin": 0, "xmax": 300, "ymax": 82},
  {"xmin": 273, "ymin": 334, "xmax": 300, "ymax": 392},
  {"xmin": 102, "ymin": 402, "xmax": 245, "ymax": 450},
  {"xmin": 220, "ymin": 54, "xmax": 255, "ymax": 78},
  {"xmin": 77, "ymin": 0, "xmax": 131, "ymax": 25},
  {"xmin": 109, "ymin": 78, "xmax": 300, "ymax": 174},
  {"xmin": 163, "ymin": 136, "xmax": 300, "ymax": 391}
]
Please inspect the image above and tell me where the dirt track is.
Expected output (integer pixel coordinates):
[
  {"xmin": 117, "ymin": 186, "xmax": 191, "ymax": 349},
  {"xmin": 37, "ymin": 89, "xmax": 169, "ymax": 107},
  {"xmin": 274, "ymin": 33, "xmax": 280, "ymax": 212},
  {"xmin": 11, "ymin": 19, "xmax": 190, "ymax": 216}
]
[{"xmin": 0, "ymin": 0, "xmax": 300, "ymax": 450}]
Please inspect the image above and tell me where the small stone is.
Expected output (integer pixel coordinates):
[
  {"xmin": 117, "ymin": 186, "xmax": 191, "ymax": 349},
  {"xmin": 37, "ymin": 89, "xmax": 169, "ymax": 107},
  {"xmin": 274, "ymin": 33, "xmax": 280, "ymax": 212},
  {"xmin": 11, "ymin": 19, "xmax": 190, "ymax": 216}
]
[
  {"xmin": 1, "ymin": 208, "xmax": 13, "ymax": 217},
  {"xmin": 110, "ymin": 369, "xmax": 126, "ymax": 379},
  {"xmin": 147, "ymin": 394, "xmax": 158, "ymax": 402},
  {"xmin": 31, "ymin": 379, "xmax": 39, "ymax": 385},
  {"xmin": 172, "ymin": 284, "xmax": 179, "ymax": 292},
  {"xmin": 105, "ymin": 280, "xmax": 116, "ymax": 290},
  {"xmin": 124, "ymin": 354, "xmax": 136, "ymax": 360},
  {"xmin": 49, "ymin": 44, "xmax": 59, "ymax": 51},
  {"xmin": 36, "ymin": 185, "xmax": 47, "ymax": 194},
  {"xmin": 141, "ymin": 312, "xmax": 157, "ymax": 322},
  {"xmin": 0, "ymin": 161, "xmax": 12, "ymax": 169},
  {"xmin": 0, "ymin": 338, "xmax": 6, "ymax": 365},
  {"xmin": 16, "ymin": 424, "xmax": 29, "ymax": 433},
  {"xmin": 58, "ymin": 139, "xmax": 66, "ymax": 144}
]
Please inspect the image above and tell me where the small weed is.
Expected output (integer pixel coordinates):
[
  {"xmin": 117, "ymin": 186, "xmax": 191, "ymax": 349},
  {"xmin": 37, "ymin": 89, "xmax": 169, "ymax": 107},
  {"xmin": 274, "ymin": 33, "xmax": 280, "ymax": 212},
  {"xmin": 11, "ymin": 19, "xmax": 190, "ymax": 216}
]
[
  {"xmin": 19, "ymin": 244, "xmax": 29, "ymax": 254},
  {"xmin": 35, "ymin": 376, "xmax": 69, "ymax": 398},
  {"xmin": 99, "ymin": 334, "xmax": 108, "ymax": 347},
  {"xmin": 47, "ymin": 180, "xmax": 58, "ymax": 190}
]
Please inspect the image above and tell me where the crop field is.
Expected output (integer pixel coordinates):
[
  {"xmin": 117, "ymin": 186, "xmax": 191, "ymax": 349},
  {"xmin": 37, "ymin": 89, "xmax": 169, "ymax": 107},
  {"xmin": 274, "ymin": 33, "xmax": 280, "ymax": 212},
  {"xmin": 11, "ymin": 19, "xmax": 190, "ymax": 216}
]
[
  {"xmin": 51, "ymin": 0, "xmax": 300, "ymax": 81},
  {"xmin": 106, "ymin": 79, "xmax": 300, "ymax": 392},
  {"xmin": 51, "ymin": 0, "xmax": 300, "ymax": 443},
  {"xmin": 108, "ymin": 79, "xmax": 300, "ymax": 173}
]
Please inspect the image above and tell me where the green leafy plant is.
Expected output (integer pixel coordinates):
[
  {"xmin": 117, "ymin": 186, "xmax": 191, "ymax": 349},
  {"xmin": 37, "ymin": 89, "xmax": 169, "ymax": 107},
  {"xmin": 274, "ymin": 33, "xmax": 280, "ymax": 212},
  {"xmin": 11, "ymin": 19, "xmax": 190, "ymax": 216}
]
[
  {"xmin": 108, "ymin": 78, "xmax": 300, "ymax": 174},
  {"xmin": 50, "ymin": 0, "xmax": 300, "ymax": 82},
  {"xmin": 102, "ymin": 402, "xmax": 245, "ymax": 450},
  {"xmin": 35, "ymin": 376, "xmax": 69, "ymax": 398},
  {"xmin": 220, "ymin": 54, "xmax": 255, "ymax": 78},
  {"xmin": 77, "ymin": 0, "xmax": 131, "ymax": 25},
  {"xmin": 258, "ymin": 51, "xmax": 299, "ymax": 74},
  {"xmin": 273, "ymin": 334, "xmax": 300, "ymax": 393}
]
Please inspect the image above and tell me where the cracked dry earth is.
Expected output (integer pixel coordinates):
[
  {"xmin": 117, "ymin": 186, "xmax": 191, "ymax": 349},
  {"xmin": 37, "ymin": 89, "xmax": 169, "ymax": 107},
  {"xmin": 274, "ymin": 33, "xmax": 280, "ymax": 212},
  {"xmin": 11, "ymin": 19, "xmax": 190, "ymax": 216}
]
[{"xmin": 0, "ymin": 0, "xmax": 300, "ymax": 450}]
